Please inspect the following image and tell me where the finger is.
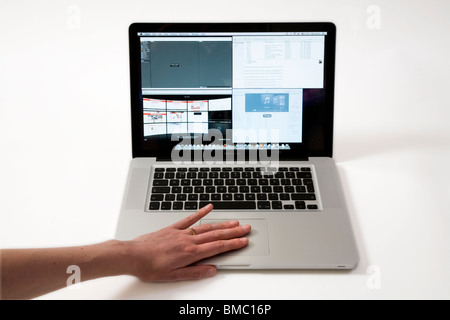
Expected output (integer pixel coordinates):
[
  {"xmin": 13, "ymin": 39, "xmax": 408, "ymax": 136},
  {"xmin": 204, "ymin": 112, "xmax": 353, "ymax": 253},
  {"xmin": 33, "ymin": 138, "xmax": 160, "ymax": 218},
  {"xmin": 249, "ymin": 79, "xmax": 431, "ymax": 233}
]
[
  {"xmin": 194, "ymin": 225, "xmax": 251, "ymax": 244},
  {"xmin": 168, "ymin": 265, "xmax": 217, "ymax": 281},
  {"xmin": 190, "ymin": 219, "xmax": 240, "ymax": 235},
  {"xmin": 196, "ymin": 238, "xmax": 249, "ymax": 261},
  {"xmin": 171, "ymin": 204, "xmax": 213, "ymax": 230}
]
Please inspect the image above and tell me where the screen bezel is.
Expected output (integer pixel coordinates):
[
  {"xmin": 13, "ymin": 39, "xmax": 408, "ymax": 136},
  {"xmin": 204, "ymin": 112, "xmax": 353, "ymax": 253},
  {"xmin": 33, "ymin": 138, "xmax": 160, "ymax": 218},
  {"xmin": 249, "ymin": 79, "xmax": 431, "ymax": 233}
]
[{"xmin": 129, "ymin": 22, "xmax": 336, "ymax": 160}]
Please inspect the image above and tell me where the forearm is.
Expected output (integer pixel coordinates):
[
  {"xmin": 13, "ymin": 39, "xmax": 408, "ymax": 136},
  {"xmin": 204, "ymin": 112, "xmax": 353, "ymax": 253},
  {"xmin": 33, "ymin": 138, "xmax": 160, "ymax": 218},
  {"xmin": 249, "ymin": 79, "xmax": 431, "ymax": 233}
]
[{"xmin": 0, "ymin": 240, "xmax": 131, "ymax": 300}]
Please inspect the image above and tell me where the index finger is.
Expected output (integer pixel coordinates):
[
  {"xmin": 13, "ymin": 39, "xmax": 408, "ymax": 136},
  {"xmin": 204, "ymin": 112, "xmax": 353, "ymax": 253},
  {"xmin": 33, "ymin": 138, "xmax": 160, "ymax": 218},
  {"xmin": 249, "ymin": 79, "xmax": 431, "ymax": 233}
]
[{"xmin": 171, "ymin": 204, "xmax": 213, "ymax": 230}]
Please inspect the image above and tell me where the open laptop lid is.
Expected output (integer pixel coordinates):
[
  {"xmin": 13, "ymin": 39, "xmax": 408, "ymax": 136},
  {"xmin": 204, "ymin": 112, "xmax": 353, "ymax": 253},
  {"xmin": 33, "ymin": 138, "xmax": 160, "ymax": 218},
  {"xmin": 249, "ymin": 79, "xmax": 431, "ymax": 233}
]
[{"xmin": 129, "ymin": 23, "xmax": 336, "ymax": 161}]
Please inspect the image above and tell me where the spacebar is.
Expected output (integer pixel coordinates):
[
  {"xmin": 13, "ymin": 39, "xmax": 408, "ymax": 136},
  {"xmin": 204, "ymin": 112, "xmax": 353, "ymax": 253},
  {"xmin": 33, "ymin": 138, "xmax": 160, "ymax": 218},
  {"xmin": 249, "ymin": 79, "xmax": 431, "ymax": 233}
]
[{"xmin": 199, "ymin": 201, "xmax": 256, "ymax": 210}]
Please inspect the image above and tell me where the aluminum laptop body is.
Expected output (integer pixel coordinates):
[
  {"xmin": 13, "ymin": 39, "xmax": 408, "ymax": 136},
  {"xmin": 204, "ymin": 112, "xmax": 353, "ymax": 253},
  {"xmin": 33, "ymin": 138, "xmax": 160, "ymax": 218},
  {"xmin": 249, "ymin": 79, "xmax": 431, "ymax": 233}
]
[{"xmin": 115, "ymin": 22, "xmax": 359, "ymax": 269}]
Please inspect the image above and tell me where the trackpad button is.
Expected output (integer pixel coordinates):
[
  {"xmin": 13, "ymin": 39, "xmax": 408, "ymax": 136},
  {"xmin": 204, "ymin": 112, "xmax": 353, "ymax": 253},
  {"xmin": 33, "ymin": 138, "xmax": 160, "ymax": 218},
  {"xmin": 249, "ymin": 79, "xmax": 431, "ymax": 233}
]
[{"xmin": 200, "ymin": 219, "xmax": 269, "ymax": 256}]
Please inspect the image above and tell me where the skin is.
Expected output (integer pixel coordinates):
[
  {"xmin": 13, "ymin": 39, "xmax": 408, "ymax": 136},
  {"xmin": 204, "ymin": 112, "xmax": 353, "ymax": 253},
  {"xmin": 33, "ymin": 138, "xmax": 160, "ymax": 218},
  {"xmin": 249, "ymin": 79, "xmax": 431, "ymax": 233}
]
[{"xmin": 0, "ymin": 204, "xmax": 251, "ymax": 300}]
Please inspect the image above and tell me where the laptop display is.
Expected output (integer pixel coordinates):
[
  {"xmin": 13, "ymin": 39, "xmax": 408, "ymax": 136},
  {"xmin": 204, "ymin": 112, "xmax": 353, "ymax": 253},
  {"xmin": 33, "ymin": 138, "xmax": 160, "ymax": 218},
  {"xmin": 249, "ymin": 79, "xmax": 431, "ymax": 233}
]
[{"xmin": 129, "ymin": 23, "xmax": 335, "ymax": 161}]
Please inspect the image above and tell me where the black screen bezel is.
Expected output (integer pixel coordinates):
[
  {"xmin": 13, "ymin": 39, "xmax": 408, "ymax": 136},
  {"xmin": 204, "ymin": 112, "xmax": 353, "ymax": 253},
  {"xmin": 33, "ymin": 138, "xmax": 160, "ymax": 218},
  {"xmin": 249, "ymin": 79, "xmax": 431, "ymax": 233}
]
[{"xmin": 129, "ymin": 22, "xmax": 336, "ymax": 160}]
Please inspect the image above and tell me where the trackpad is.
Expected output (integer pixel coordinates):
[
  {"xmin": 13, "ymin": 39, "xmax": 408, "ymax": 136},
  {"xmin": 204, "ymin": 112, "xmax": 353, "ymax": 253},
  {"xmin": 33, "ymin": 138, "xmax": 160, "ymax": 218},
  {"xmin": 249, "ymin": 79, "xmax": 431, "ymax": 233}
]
[{"xmin": 200, "ymin": 219, "xmax": 269, "ymax": 256}]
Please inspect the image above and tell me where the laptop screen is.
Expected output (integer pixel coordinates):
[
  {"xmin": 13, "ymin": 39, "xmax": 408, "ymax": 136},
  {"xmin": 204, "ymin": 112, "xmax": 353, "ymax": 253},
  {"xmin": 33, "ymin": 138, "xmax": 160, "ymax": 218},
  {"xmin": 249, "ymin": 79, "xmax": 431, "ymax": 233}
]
[{"xmin": 129, "ymin": 23, "xmax": 335, "ymax": 160}]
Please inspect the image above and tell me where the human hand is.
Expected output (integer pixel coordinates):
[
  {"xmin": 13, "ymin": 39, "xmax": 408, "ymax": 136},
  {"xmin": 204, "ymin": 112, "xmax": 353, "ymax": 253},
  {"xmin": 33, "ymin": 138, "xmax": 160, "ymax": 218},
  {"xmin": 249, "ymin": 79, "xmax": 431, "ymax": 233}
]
[{"xmin": 125, "ymin": 204, "xmax": 251, "ymax": 282}]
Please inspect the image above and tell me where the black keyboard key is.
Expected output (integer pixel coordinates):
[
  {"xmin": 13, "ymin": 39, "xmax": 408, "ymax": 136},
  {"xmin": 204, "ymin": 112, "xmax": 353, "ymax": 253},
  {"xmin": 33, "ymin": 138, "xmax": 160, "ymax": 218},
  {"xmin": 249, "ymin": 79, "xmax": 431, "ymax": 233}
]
[
  {"xmin": 268, "ymin": 193, "xmax": 278, "ymax": 200},
  {"xmin": 211, "ymin": 194, "xmax": 221, "ymax": 200},
  {"xmin": 296, "ymin": 172, "xmax": 312, "ymax": 178},
  {"xmin": 231, "ymin": 172, "xmax": 240, "ymax": 178},
  {"xmin": 176, "ymin": 172, "xmax": 186, "ymax": 179},
  {"xmin": 291, "ymin": 194, "xmax": 316, "ymax": 201},
  {"xmin": 295, "ymin": 201, "xmax": 306, "ymax": 209},
  {"xmin": 284, "ymin": 186, "xmax": 295, "ymax": 193},
  {"xmin": 223, "ymin": 194, "xmax": 232, "ymax": 200},
  {"xmin": 184, "ymin": 202, "xmax": 198, "ymax": 210},
  {"xmin": 225, "ymin": 179, "xmax": 235, "ymax": 185},
  {"xmin": 269, "ymin": 179, "xmax": 280, "ymax": 185},
  {"xmin": 153, "ymin": 179, "xmax": 169, "ymax": 187},
  {"xmin": 166, "ymin": 168, "xmax": 176, "ymax": 172},
  {"xmin": 149, "ymin": 202, "xmax": 160, "ymax": 210},
  {"xmin": 203, "ymin": 179, "xmax": 213, "ymax": 186},
  {"xmin": 257, "ymin": 194, "xmax": 267, "ymax": 200},
  {"xmin": 150, "ymin": 194, "xmax": 164, "ymax": 201},
  {"xmin": 165, "ymin": 194, "xmax": 175, "ymax": 201},
  {"xmin": 176, "ymin": 194, "xmax": 187, "ymax": 201},
  {"xmin": 173, "ymin": 202, "xmax": 183, "ymax": 210},
  {"xmin": 239, "ymin": 186, "xmax": 250, "ymax": 193},
  {"xmin": 245, "ymin": 193, "xmax": 256, "ymax": 200},
  {"xmin": 199, "ymin": 201, "xmax": 257, "ymax": 210},
  {"xmin": 153, "ymin": 172, "xmax": 164, "ymax": 179},
  {"xmin": 170, "ymin": 179, "xmax": 180, "ymax": 186},
  {"xmin": 194, "ymin": 186, "xmax": 204, "ymax": 193},
  {"xmin": 272, "ymin": 201, "xmax": 283, "ymax": 209},
  {"xmin": 273, "ymin": 186, "xmax": 283, "ymax": 193},
  {"xmin": 228, "ymin": 186, "xmax": 238, "ymax": 193},
  {"xmin": 257, "ymin": 201, "xmax": 271, "ymax": 209},
  {"xmin": 234, "ymin": 193, "xmax": 244, "ymax": 200},
  {"xmin": 172, "ymin": 186, "xmax": 182, "ymax": 193},
  {"xmin": 251, "ymin": 186, "xmax": 261, "ymax": 193},
  {"xmin": 188, "ymin": 194, "xmax": 198, "ymax": 201},
  {"xmin": 307, "ymin": 204, "xmax": 318, "ymax": 210},
  {"xmin": 154, "ymin": 168, "xmax": 165, "ymax": 172},
  {"xmin": 183, "ymin": 186, "xmax": 193, "ymax": 193},
  {"xmin": 187, "ymin": 172, "xmax": 197, "ymax": 178},
  {"xmin": 258, "ymin": 179, "xmax": 268, "ymax": 185},
  {"xmin": 280, "ymin": 193, "xmax": 290, "ymax": 200},
  {"xmin": 161, "ymin": 202, "xmax": 171, "ymax": 210},
  {"xmin": 152, "ymin": 187, "xmax": 170, "ymax": 194},
  {"xmin": 284, "ymin": 204, "xmax": 295, "ymax": 209},
  {"xmin": 301, "ymin": 167, "xmax": 311, "ymax": 171},
  {"xmin": 200, "ymin": 194, "xmax": 209, "ymax": 200}
]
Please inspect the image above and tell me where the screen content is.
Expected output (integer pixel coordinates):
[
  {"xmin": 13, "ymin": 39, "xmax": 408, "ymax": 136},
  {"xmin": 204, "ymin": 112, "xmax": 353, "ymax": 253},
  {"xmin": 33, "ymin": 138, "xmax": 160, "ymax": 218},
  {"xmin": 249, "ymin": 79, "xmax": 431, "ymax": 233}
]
[{"xmin": 139, "ymin": 31, "xmax": 326, "ymax": 151}]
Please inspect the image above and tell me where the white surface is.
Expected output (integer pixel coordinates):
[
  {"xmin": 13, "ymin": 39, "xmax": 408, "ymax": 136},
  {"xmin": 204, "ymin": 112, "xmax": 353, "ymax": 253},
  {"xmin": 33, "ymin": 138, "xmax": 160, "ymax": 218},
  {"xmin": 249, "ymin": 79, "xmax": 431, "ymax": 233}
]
[{"xmin": 1, "ymin": 0, "xmax": 449, "ymax": 300}]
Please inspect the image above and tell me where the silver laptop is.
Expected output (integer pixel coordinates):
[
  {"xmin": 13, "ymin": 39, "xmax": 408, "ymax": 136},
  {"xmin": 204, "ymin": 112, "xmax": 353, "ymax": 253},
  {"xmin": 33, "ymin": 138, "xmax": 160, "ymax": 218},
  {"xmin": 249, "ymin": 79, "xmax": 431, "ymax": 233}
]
[{"xmin": 115, "ymin": 22, "xmax": 359, "ymax": 269}]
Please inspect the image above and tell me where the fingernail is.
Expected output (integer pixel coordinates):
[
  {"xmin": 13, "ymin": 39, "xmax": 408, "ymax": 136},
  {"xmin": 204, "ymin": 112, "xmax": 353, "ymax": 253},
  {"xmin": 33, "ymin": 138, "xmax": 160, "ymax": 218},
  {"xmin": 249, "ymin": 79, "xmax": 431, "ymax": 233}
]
[
  {"xmin": 241, "ymin": 224, "xmax": 251, "ymax": 231},
  {"xmin": 229, "ymin": 220, "xmax": 239, "ymax": 227},
  {"xmin": 207, "ymin": 268, "xmax": 216, "ymax": 277},
  {"xmin": 240, "ymin": 238, "xmax": 249, "ymax": 245}
]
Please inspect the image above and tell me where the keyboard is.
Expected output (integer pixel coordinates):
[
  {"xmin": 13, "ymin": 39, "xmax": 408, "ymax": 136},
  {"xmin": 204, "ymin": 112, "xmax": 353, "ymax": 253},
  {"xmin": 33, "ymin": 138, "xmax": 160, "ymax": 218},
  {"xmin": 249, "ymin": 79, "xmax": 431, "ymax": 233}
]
[{"xmin": 147, "ymin": 166, "xmax": 321, "ymax": 211}]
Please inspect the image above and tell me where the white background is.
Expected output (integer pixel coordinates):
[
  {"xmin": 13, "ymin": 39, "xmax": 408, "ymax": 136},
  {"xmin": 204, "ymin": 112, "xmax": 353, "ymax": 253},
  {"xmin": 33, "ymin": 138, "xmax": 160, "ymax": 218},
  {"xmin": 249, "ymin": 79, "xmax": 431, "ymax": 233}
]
[{"xmin": 1, "ymin": 0, "xmax": 449, "ymax": 300}]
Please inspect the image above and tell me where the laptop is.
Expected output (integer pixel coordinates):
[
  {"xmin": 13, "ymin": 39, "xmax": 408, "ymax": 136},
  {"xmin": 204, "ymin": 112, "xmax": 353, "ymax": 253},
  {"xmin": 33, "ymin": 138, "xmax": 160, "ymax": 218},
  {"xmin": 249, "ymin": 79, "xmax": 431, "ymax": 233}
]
[{"xmin": 115, "ymin": 22, "xmax": 359, "ymax": 269}]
